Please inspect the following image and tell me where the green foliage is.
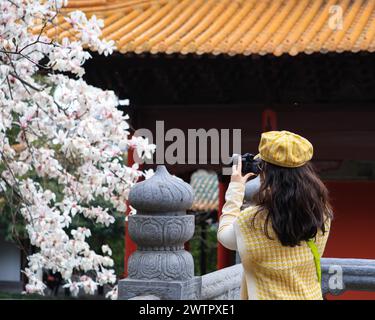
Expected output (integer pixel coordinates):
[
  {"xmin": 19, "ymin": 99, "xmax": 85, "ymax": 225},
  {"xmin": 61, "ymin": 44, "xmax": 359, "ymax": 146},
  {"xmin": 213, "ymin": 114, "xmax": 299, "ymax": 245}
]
[
  {"xmin": 5, "ymin": 120, "xmax": 20, "ymax": 146},
  {"xmin": 190, "ymin": 223, "xmax": 218, "ymax": 276},
  {"xmin": 0, "ymin": 193, "xmax": 27, "ymax": 243}
]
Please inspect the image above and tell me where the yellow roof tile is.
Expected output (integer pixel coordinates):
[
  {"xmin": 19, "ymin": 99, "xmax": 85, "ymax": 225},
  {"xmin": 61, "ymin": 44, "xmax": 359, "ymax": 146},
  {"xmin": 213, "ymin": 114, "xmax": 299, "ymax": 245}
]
[
  {"xmin": 36, "ymin": 0, "xmax": 375, "ymax": 56},
  {"xmin": 190, "ymin": 170, "xmax": 218, "ymax": 212}
]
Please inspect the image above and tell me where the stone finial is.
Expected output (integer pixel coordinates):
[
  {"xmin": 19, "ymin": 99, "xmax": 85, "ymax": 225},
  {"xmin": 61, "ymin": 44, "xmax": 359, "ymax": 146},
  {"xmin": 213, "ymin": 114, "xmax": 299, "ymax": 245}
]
[
  {"xmin": 119, "ymin": 165, "xmax": 201, "ymax": 300},
  {"xmin": 129, "ymin": 165, "xmax": 194, "ymax": 215}
]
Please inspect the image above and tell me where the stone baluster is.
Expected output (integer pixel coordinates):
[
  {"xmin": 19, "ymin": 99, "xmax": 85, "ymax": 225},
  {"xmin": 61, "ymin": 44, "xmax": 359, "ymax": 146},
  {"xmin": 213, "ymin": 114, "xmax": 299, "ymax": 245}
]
[{"xmin": 118, "ymin": 165, "xmax": 201, "ymax": 300}]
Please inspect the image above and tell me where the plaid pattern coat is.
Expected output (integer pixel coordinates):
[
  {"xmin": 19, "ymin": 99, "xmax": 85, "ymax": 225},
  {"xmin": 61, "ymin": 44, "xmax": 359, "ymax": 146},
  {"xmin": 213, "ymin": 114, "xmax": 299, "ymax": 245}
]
[{"xmin": 218, "ymin": 182, "xmax": 331, "ymax": 300}]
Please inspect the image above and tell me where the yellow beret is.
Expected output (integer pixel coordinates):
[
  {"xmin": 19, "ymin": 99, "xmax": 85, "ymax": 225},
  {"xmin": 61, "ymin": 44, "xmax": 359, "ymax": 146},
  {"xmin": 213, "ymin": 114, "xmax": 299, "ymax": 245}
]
[{"xmin": 256, "ymin": 131, "xmax": 313, "ymax": 168}]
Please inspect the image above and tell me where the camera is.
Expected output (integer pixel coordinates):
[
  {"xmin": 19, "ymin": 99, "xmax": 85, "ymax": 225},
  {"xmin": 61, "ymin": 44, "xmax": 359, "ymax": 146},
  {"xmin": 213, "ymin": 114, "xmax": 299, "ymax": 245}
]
[{"xmin": 232, "ymin": 153, "xmax": 262, "ymax": 175}]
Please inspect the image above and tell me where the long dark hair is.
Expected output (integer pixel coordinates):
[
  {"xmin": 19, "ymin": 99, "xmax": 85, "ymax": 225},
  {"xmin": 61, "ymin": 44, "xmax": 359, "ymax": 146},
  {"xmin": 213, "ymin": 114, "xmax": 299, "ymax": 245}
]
[{"xmin": 253, "ymin": 161, "xmax": 333, "ymax": 247}]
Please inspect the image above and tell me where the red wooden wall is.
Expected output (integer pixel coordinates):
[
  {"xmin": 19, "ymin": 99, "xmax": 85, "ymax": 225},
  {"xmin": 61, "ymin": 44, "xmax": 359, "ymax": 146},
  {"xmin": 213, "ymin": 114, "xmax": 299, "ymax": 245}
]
[{"xmin": 324, "ymin": 181, "xmax": 375, "ymax": 300}]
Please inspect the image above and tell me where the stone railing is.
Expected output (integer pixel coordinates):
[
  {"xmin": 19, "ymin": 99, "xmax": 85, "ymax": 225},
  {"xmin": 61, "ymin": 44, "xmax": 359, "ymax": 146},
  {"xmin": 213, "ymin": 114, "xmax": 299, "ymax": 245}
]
[
  {"xmin": 201, "ymin": 258, "xmax": 375, "ymax": 300},
  {"xmin": 201, "ymin": 264, "xmax": 243, "ymax": 300},
  {"xmin": 118, "ymin": 165, "xmax": 375, "ymax": 300},
  {"xmin": 321, "ymin": 258, "xmax": 375, "ymax": 296}
]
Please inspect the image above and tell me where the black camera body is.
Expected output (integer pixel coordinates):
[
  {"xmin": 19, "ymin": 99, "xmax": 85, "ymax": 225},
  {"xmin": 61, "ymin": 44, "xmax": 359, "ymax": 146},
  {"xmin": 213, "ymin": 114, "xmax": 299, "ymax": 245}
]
[{"xmin": 233, "ymin": 153, "xmax": 262, "ymax": 175}]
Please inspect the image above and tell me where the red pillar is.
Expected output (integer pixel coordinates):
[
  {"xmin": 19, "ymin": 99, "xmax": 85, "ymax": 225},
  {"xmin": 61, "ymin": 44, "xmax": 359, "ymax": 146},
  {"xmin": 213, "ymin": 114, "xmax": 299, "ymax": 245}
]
[
  {"xmin": 124, "ymin": 147, "xmax": 138, "ymax": 277},
  {"xmin": 262, "ymin": 109, "xmax": 277, "ymax": 132},
  {"xmin": 217, "ymin": 178, "xmax": 232, "ymax": 269}
]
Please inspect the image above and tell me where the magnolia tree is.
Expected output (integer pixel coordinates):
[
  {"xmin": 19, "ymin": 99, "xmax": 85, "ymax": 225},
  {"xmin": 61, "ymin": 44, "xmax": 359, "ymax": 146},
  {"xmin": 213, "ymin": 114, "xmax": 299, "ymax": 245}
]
[{"xmin": 0, "ymin": 0, "xmax": 155, "ymax": 298}]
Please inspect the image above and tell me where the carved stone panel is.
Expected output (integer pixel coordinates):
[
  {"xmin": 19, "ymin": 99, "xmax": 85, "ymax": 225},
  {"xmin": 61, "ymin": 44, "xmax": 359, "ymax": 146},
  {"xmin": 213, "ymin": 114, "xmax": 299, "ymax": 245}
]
[{"xmin": 128, "ymin": 215, "xmax": 195, "ymax": 248}]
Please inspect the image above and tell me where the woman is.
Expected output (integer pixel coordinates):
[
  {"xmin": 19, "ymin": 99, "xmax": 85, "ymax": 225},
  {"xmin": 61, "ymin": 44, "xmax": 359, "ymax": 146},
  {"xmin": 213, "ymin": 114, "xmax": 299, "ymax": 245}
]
[{"xmin": 218, "ymin": 130, "xmax": 333, "ymax": 300}]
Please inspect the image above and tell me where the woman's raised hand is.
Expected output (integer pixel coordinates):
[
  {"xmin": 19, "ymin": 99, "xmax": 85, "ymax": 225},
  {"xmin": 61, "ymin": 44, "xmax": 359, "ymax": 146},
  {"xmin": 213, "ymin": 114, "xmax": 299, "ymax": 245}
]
[{"xmin": 231, "ymin": 155, "xmax": 256, "ymax": 184}]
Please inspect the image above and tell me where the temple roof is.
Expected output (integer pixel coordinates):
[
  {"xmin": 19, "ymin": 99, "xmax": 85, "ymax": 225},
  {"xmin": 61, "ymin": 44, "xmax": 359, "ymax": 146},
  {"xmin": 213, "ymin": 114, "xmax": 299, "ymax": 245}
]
[
  {"xmin": 190, "ymin": 170, "xmax": 218, "ymax": 212},
  {"xmin": 35, "ymin": 0, "xmax": 375, "ymax": 56}
]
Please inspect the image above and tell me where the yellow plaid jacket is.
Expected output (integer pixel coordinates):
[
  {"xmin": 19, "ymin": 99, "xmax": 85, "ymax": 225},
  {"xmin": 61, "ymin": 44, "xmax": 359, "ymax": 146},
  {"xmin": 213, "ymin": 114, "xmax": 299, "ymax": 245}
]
[{"xmin": 217, "ymin": 182, "xmax": 331, "ymax": 300}]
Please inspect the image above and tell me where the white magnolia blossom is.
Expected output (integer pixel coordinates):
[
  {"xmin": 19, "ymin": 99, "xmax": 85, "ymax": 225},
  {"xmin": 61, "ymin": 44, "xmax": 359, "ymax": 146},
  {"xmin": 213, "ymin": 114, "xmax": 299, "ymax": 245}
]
[
  {"xmin": 101, "ymin": 245, "xmax": 112, "ymax": 256},
  {"xmin": 143, "ymin": 168, "xmax": 155, "ymax": 180},
  {"xmin": 0, "ymin": 0, "xmax": 155, "ymax": 297},
  {"xmin": 105, "ymin": 285, "xmax": 118, "ymax": 300}
]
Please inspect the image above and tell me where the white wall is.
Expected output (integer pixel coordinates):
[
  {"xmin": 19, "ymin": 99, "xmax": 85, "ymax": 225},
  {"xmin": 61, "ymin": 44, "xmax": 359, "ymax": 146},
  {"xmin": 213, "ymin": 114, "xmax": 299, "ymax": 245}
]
[{"xmin": 0, "ymin": 240, "xmax": 21, "ymax": 282}]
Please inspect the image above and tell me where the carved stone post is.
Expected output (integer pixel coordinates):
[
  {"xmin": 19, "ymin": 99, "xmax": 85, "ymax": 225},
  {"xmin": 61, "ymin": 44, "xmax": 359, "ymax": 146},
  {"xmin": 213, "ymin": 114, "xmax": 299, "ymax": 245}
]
[{"xmin": 118, "ymin": 165, "xmax": 201, "ymax": 300}]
